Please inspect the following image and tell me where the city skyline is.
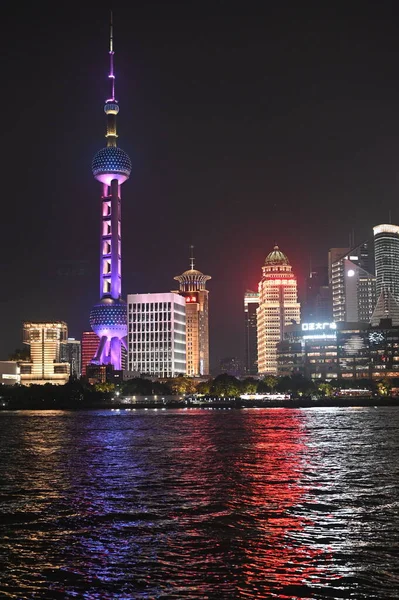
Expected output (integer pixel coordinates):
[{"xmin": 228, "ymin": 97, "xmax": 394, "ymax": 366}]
[{"xmin": 2, "ymin": 5, "xmax": 399, "ymax": 367}]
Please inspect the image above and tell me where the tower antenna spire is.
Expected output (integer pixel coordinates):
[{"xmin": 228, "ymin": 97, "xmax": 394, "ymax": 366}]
[
  {"xmin": 190, "ymin": 245, "xmax": 195, "ymax": 270},
  {"xmin": 108, "ymin": 10, "xmax": 115, "ymax": 102}
]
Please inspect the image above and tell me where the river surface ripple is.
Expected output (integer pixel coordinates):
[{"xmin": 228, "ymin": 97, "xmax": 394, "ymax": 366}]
[{"xmin": 0, "ymin": 407, "xmax": 399, "ymax": 599}]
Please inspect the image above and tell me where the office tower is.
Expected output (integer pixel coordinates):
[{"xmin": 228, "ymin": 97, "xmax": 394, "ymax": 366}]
[
  {"xmin": 20, "ymin": 322, "xmax": 69, "ymax": 385},
  {"xmin": 257, "ymin": 245, "xmax": 301, "ymax": 375},
  {"xmin": 303, "ymin": 266, "xmax": 332, "ymax": 322},
  {"xmin": 89, "ymin": 16, "xmax": 132, "ymax": 370},
  {"xmin": 81, "ymin": 332, "xmax": 100, "ymax": 376},
  {"xmin": 127, "ymin": 293, "xmax": 186, "ymax": 377},
  {"xmin": 60, "ymin": 338, "xmax": 82, "ymax": 378},
  {"xmin": 328, "ymin": 247, "xmax": 349, "ymax": 285},
  {"xmin": 373, "ymin": 224, "xmax": 399, "ymax": 301},
  {"xmin": 174, "ymin": 251, "xmax": 211, "ymax": 376},
  {"xmin": 331, "ymin": 241, "xmax": 376, "ymax": 322},
  {"xmin": 244, "ymin": 290, "xmax": 259, "ymax": 375}
]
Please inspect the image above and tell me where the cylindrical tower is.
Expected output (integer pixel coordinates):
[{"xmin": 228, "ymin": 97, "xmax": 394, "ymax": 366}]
[
  {"xmin": 373, "ymin": 224, "xmax": 399, "ymax": 302},
  {"xmin": 89, "ymin": 15, "xmax": 131, "ymax": 371}
]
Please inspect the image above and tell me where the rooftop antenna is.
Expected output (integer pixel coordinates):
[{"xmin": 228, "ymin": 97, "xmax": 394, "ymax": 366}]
[
  {"xmin": 389, "ymin": 209, "xmax": 392, "ymax": 224},
  {"xmin": 108, "ymin": 11, "xmax": 115, "ymax": 102},
  {"xmin": 189, "ymin": 245, "xmax": 195, "ymax": 270}
]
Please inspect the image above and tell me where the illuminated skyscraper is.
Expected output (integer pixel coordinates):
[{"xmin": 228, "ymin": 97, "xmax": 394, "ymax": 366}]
[
  {"xmin": 331, "ymin": 241, "xmax": 376, "ymax": 322},
  {"xmin": 89, "ymin": 15, "xmax": 132, "ymax": 371},
  {"xmin": 373, "ymin": 224, "xmax": 399, "ymax": 301},
  {"xmin": 174, "ymin": 250, "xmax": 211, "ymax": 376},
  {"xmin": 20, "ymin": 322, "xmax": 69, "ymax": 385},
  {"xmin": 257, "ymin": 246, "xmax": 301, "ymax": 375},
  {"xmin": 244, "ymin": 290, "xmax": 259, "ymax": 375}
]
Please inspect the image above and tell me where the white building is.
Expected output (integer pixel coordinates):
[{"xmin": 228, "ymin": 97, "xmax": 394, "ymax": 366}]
[
  {"xmin": 331, "ymin": 241, "xmax": 376, "ymax": 323},
  {"xmin": 127, "ymin": 293, "xmax": 186, "ymax": 377},
  {"xmin": 0, "ymin": 361, "xmax": 20, "ymax": 385},
  {"xmin": 257, "ymin": 245, "xmax": 301, "ymax": 375}
]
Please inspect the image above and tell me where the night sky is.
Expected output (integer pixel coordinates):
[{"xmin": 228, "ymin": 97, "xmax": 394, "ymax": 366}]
[{"xmin": 2, "ymin": 2, "xmax": 399, "ymax": 368}]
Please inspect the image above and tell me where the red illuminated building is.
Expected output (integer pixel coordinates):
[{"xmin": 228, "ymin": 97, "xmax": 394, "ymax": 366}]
[{"xmin": 81, "ymin": 331, "xmax": 100, "ymax": 376}]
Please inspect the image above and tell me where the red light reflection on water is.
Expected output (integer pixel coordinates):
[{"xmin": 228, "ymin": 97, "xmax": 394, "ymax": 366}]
[{"xmin": 227, "ymin": 409, "xmax": 334, "ymax": 597}]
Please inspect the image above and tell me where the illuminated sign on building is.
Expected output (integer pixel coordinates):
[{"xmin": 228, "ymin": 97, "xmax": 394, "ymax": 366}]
[
  {"xmin": 301, "ymin": 322, "xmax": 337, "ymax": 331},
  {"xmin": 186, "ymin": 294, "xmax": 198, "ymax": 303}
]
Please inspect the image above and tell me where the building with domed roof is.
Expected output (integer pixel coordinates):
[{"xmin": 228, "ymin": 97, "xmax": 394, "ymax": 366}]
[
  {"xmin": 173, "ymin": 249, "xmax": 211, "ymax": 376},
  {"xmin": 257, "ymin": 245, "xmax": 301, "ymax": 374}
]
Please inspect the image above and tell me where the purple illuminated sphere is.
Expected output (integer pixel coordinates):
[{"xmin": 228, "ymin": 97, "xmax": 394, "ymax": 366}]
[{"xmin": 90, "ymin": 298, "xmax": 127, "ymax": 339}]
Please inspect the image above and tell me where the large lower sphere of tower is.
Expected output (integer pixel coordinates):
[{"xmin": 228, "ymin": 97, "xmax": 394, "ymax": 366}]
[
  {"xmin": 89, "ymin": 298, "xmax": 127, "ymax": 340},
  {"xmin": 92, "ymin": 146, "xmax": 132, "ymax": 185}
]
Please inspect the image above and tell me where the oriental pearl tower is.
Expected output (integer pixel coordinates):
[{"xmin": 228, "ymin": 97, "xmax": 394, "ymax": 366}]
[{"xmin": 89, "ymin": 14, "xmax": 132, "ymax": 370}]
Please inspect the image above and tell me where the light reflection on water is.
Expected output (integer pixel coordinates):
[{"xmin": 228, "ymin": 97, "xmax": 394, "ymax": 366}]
[{"xmin": 0, "ymin": 408, "xmax": 399, "ymax": 599}]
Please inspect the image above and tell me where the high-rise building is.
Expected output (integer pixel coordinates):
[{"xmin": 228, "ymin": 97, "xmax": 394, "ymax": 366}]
[
  {"xmin": 89, "ymin": 16, "xmax": 132, "ymax": 371},
  {"xmin": 331, "ymin": 241, "xmax": 376, "ymax": 323},
  {"xmin": 244, "ymin": 290, "xmax": 259, "ymax": 375},
  {"xmin": 173, "ymin": 252, "xmax": 211, "ymax": 376},
  {"xmin": 127, "ymin": 293, "xmax": 186, "ymax": 378},
  {"xmin": 303, "ymin": 266, "xmax": 332, "ymax": 322},
  {"xmin": 328, "ymin": 247, "xmax": 350, "ymax": 285},
  {"xmin": 257, "ymin": 245, "xmax": 301, "ymax": 375},
  {"xmin": 81, "ymin": 332, "xmax": 100, "ymax": 376},
  {"xmin": 60, "ymin": 338, "xmax": 82, "ymax": 378},
  {"xmin": 20, "ymin": 322, "xmax": 69, "ymax": 385},
  {"xmin": 373, "ymin": 224, "xmax": 399, "ymax": 301}
]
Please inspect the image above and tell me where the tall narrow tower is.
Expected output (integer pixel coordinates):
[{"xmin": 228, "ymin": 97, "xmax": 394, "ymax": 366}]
[
  {"xmin": 89, "ymin": 15, "xmax": 132, "ymax": 370},
  {"xmin": 174, "ymin": 248, "xmax": 211, "ymax": 376}
]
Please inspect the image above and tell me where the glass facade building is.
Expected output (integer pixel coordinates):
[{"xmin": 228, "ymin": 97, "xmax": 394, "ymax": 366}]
[
  {"xmin": 244, "ymin": 290, "xmax": 259, "ymax": 375},
  {"xmin": 60, "ymin": 338, "xmax": 82, "ymax": 378}
]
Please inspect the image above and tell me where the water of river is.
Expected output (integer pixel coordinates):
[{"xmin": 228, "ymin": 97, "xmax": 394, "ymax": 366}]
[{"xmin": 0, "ymin": 407, "xmax": 399, "ymax": 599}]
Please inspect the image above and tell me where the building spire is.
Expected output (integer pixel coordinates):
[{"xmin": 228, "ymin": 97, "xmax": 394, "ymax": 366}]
[
  {"xmin": 108, "ymin": 11, "xmax": 116, "ymax": 102},
  {"xmin": 190, "ymin": 245, "xmax": 195, "ymax": 270}
]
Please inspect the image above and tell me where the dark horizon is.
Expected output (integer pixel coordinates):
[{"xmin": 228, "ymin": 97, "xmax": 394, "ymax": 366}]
[{"xmin": 2, "ymin": 3, "xmax": 399, "ymax": 368}]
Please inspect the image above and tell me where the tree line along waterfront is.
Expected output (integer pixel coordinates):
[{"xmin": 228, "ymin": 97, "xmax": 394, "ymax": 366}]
[{"xmin": 0, "ymin": 373, "xmax": 398, "ymax": 410}]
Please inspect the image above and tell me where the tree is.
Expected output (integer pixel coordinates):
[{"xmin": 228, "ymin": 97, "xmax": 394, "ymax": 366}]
[
  {"xmin": 94, "ymin": 382, "xmax": 115, "ymax": 393},
  {"xmin": 196, "ymin": 379, "xmax": 212, "ymax": 395},
  {"xmin": 317, "ymin": 382, "xmax": 333, "ymax": 397},
  {"xmin": 210, "ymin": 374, "xmax": 241, "ymax": 397},
  {"xmin": 257, "ymin": 375, "xmax": 278, "ymax": 393},
  {"xmin": 240, "ymin": 378, "xmax": 258, "ymax": 394},
  {"xmin": 169, "ymin": 376, "xmax": 197, "ymax": 395},
  {"xmin": 377, "ymin": 378, "xmax": 392, "ymax": 397}
]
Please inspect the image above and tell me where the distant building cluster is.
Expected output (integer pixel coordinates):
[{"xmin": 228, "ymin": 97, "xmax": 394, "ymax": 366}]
[{"xmin": 241, "ymin": 222, "xmax": 399, "ymax": 382}]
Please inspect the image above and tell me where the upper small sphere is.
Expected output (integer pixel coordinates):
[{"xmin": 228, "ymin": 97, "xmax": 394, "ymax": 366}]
[
  {"xmin": 92, "ymin": 146, "xmax": 132, "ymax": 185},
  {"xmin": 104, "ymin": 102, "xmax": 119, "ymax": 115},
  {"xmin": 264, "ymin": 245, "xmax": 290, "ymax": 266}
]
